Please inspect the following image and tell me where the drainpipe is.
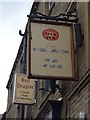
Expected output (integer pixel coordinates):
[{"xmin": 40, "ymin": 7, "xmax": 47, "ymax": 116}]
[
  {"xmin": 20, "ymin": 105, "xmax": 25, "ymax": 120},
  {"xmin": 19, "ymin": 31, "xmax": 27, "ymax": 120}
]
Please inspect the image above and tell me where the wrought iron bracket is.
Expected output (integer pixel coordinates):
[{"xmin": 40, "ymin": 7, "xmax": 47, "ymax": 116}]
[
  {"xmin": 19, "ymin": 30, "xmax": 24, "ymax": 36},
  {"xmin": 39, "ymin": 80, "xmax": 63, "ymax": 94},
  {"xmin": 27, "ymin": 11, "xmax": 79, "ymax": 23},
  {"xmin": 50, "ymin": 80, "xmax": 63, "ymax": 94}
]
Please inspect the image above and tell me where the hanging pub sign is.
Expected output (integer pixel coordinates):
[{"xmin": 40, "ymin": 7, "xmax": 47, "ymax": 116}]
[
  {"xmin": 27, "ymin": 20, "xmax": 76, "ymax": 81},
  {"xmin": 13, "ymin": 74, "xmax": 35, "ymax": 104}
]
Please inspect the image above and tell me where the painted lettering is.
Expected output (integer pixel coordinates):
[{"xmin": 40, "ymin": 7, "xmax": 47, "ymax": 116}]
[
  {"xmin": 17, "ymin": 83, "xmax": 33, "ymax": 89},
  {"xmin": 32, "ymin": 45, "xmax": 69, "ymax": 54},
  {"xmin": 33, "ymin": 48, "xmax": 38, "ymax": 51},
  {"xmin": 21, "ymin": 78, "xmax": 30, "ymax": 82},
  {"xmin": 44, "ymin": 59, "xmax": 58, "ymax": 63},
  {"xmin": 42, "ymin": 64, "xmax": 62, "ymax": 69},
  {"xmin": 21, "ymin": 94, "xmax": 28, "ymax": 97}
]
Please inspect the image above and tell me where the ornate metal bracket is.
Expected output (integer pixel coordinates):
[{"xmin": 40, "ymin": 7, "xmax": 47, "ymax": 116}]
[
  {"xmin": 19, "ymin": 30, "xmax": 24, "ymax": 36},
  {"xmin": 39, "ymin": 80, "xmax": 63, "ymax": 94},
  {"xmin": 27, "ymin": 11, "xmax": 79, "ymax": 23}
]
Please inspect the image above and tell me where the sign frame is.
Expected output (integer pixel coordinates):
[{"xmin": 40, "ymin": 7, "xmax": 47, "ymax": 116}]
[
  {"xmin": 13, "ymin": 73, "xmax": 36, "ymax": 105},
  {"xmin": 27, "ymin": 20, "xmax": 77, "ymax": 81}
]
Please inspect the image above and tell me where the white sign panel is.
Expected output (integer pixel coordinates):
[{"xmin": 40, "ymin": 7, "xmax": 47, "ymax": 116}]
[
  {"xmin": 27, "ymin": 20, "xmax": 76, "ymax": 80},
  {"xmin": 13, "ymin": 74, "xmax": 35, "ymax": 104}
]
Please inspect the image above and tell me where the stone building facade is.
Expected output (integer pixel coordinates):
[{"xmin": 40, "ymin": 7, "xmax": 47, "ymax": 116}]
[{"xmin": 6, "ymin": 1, "xmax": 90, "ymax": 119}]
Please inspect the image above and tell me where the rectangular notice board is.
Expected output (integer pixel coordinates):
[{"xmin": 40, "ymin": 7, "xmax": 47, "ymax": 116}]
[
  {"xmin": 13, "ymin": 74, "xmax": 35, "ymax": 104},
  {"xmin": 27, "ymin": 20, "xmax": 76, "ymax": 81}
]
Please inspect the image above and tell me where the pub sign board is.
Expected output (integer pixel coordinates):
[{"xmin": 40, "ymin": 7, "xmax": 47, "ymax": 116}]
[
  {"xmin": 13, "ymin": 74, "xmax": 35, "ymax": 104},
  {"xmin": 27, "ymin": 20, "xmax": 76, "ymax": 81}
]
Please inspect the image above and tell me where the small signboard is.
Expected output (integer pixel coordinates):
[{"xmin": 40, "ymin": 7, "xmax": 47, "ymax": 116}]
[
  {"xmin": 27, "ymin": 20, "xmax": 76, "ymax": 80},
  {"xmin": 13, "ymin": 74, "xmax": 35, "ymax": 104}
]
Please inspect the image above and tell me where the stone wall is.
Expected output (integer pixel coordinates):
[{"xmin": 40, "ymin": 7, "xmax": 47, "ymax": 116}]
[
  {"xmin": 30, "ymin": 2, "xmax": 90, "ymax": 119},
  {"xmin": 6, "ymin": 2, "xmax": 90, "ymax": 119}
]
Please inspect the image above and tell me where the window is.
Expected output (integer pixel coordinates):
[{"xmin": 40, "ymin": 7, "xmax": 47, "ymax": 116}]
[
  {"xmin": 49, "ymin": 100, "xmax": 62, "ymax": 119},
  {"xmin": 65, "ymin": 2, "xmax": 76, "ymax": 14},
  {"xmin": 48, "ymin": 0, "xmax": 55, "ymax": 11},
  {"xmin": 44, "ymin": 110, "xmax": 52, "ymax": 119},
  {"xmin": 39, "ymin": 80, "xmax": 51, "ymax": 97},
  {"xmin": 43, "ymin": 100, "xmax": 62, "ymax": 119},
  {"xmin": 48, "ymin": 2, "xmax": 53, "ymax": 10}
]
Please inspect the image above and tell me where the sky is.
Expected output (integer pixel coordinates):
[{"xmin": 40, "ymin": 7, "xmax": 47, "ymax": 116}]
[{"xmin": 0, "ymin": 1, "xmax": 33, "ymax": 114}]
